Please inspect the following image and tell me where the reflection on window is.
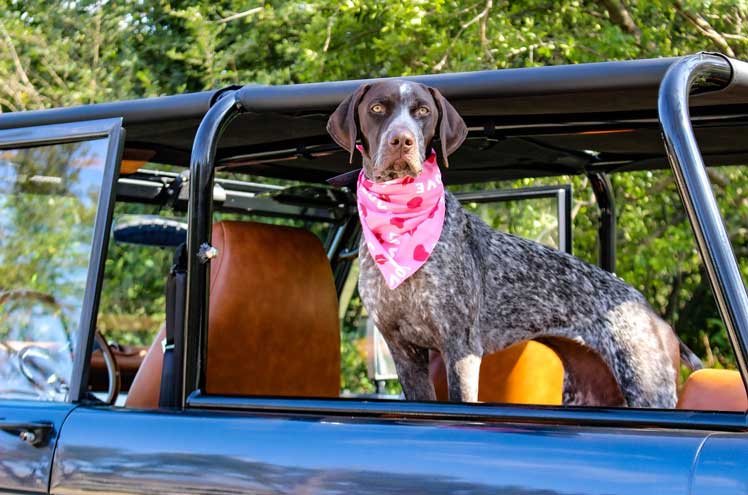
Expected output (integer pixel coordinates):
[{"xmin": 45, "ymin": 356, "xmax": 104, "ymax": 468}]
[
  {"xmin": 462, "ymin": 197, "xmax": 560, "ymax": 250},
  {"xmin": 0, "ymin": 140, "xmax": 107, "ymax": 401}
]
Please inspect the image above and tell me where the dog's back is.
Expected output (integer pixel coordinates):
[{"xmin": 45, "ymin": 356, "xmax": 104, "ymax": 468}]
[{"xmin": 443, "ymin": 192, "xmax": 680, "ymax": 407}]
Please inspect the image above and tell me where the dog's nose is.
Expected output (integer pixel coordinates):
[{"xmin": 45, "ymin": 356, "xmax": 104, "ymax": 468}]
[{"xmin": 388, "ymin": 129, "xmax": 415, "ymax": 151}]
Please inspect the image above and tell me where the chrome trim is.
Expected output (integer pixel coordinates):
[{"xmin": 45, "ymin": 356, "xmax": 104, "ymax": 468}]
[{"xmin": 187, "ymin": 392, "xmax": 748, "ymax": 431}]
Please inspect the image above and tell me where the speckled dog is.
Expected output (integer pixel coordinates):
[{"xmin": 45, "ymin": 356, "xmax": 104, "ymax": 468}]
[{"xmin": 328, "ymin": 80, "xmax": 698, "ymax": 407}]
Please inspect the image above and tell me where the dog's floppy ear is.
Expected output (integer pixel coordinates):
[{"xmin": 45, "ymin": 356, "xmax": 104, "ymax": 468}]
[
  {"xmin": 428, "ymin": 87, "xmax": 468, "ymax": 168},
  {"xmin": 327, "ymin": 84, "xmax": 370, "ymax": 165}
]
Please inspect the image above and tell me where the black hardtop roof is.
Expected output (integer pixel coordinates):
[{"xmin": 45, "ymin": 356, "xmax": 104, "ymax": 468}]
[{"xmin": 2, "ymin": 54, "xmax": 747, "ymax": 184}]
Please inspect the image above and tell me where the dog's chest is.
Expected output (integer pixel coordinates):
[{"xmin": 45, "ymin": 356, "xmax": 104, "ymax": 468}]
[
  {"xmin": 358, "ymin": 247, "xmax": 444, "ymax": 347},
  {"xmin": 357, "ymin": 195, "xmax": 479, "ymax": 345}
]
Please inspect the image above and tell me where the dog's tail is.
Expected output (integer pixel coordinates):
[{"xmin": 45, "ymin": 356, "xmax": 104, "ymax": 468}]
[{"xmin": 679, "ymin": 339, "xmax": 704, "ymax": 371}]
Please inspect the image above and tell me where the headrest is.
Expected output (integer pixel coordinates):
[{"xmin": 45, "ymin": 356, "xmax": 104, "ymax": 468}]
[{"xmin": 206, "ymin": 221, "xmax": 341, "ymax": 397}]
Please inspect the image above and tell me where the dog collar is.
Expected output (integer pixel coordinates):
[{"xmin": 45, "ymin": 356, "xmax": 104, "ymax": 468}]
[{"xmin": 356, "ymin": 151, "xmax": 446, "ymax": 289}]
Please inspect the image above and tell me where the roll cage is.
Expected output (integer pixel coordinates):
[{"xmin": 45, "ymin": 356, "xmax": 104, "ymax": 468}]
[{"xmin": 1, "ymin": 52, "xmax": 747, "ymax": 428}]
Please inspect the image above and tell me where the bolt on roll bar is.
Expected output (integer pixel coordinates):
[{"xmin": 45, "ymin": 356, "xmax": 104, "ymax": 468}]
[{"xmin": 658, "ymin": 53, "xmax": 748, "ymax": 386}]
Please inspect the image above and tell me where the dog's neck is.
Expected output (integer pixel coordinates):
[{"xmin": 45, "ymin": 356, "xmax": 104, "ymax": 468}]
[{"xmin": 356, "ymin": 151, "xmax": 446, "ymax": 289}]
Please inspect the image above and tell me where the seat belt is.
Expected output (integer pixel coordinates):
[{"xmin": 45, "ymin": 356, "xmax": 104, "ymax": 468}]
[{"xmin": 159, "ymin": 243, "xmax": 187, "ymax": 408}]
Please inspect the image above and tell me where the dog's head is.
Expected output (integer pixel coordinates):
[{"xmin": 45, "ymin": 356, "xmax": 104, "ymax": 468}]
[{"xmin": 327, "ymin": 80, "xmax": 467, "ymax": 182}]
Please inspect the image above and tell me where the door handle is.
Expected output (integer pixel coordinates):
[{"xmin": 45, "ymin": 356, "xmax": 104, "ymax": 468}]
[{"xmin": 0, "ymin": 420, "xmax": 53, "ymax": 447}]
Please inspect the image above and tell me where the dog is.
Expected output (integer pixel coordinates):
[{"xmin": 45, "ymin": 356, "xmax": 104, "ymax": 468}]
[{"xmin": 327, "ymin": 79, "xmax": 698, "ymax": 407}]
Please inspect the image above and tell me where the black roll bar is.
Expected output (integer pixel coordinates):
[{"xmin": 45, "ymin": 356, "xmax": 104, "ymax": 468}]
[
  {"xmin": 658, "ymin": 53, "xmax": 748, "ymax": 385},
  {"xmin": 588, "ymin": 172, "xmax": 616, "ymax": 273},
  {"xmin": 183, "ymin": 93, "xmax": 242, "ymax": 404}
]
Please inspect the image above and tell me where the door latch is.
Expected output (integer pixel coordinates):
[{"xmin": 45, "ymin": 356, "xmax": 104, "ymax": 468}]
[{"xmin": 0, "ymin": 420, "xmax": 53, "ymax": 447}]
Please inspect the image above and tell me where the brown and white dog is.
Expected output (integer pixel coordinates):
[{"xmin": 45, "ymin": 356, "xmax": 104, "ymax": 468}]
[{"xmin": 328, "ymin": 79, "xmax": 699, "ymax": 406}]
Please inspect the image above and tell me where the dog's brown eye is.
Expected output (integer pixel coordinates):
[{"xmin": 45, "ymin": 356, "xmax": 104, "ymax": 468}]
[
  {"xmin": 370, "ymin": 104, "xmax": 385, "ymax": 114},
  {"xmin": 416, "ymin": 106, "xmax": 430, "ymax": 116}
]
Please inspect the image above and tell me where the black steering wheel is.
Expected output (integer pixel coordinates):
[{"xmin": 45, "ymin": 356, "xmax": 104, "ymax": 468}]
[{"xmin": 0, "ymin": 289, "xmax": 121, "ymax": 405}]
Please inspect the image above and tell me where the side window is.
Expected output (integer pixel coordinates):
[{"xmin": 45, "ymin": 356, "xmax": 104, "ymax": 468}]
[
  {"xmin": 91, "ymin": 204, "xmax": 180, "ymax": 403},
  {"xmin": 457, "ymin": 186, "xmax": 571, "ymax": 253},
  {"xmin": 0, "ymin": 139, "xmax": 111, "ymax": 401}
]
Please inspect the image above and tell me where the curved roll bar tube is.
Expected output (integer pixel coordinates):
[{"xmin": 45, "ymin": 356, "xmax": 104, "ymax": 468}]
[{"xmin": 658, "ymin": 53, "xmax": 748, "ymax": 387}]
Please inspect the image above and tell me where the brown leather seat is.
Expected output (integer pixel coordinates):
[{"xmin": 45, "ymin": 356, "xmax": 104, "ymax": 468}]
[
  {"xmin": 126, "ymin": 220, "xmax": 340, "ymax": 408},
  {"xmin": 430, "ymin": 341, "xmax": 565, "ymax": 405},
  {"xmin": 677, "ymin": 368, "xmax": 748, "ymax": 412}
]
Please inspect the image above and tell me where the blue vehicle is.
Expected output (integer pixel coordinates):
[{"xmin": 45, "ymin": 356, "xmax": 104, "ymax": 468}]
[{"xmin": 0, "ymin": 52, "xmax": 747, "ymax": 494}]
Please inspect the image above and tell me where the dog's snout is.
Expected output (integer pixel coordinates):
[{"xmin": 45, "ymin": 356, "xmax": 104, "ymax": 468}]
[{"xmin": 388, "ymin": 129, "xmax": 415, "ymax": 151}]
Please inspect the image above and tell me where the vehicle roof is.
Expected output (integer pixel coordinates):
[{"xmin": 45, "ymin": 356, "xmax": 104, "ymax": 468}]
[{"xmin": 2, "ymin": 54, "xmax": 747, "ymax": 184}]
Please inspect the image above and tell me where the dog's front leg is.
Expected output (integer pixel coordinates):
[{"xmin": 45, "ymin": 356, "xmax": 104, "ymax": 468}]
[
  {"xmin": 387, "ymin": 339, "xmax": 436, "ymax": 401},
  {"xmin": 443, "ymin": 351, "xmax": 481, "ymax": 402}
]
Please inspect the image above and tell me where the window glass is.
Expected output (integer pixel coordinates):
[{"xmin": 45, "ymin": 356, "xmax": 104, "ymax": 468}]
[
  {"xmin": 460, "ymin": 195, "xmax": 561, "ymax": 250},
  {"xmin": 0, "ymin": 139, "xmax": 108, "ymax": 401}
]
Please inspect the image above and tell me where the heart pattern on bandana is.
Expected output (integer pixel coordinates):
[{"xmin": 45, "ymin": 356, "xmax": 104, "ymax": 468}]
[
  {"xmin": 413, "ymin": 244, "xmax": 430, "ymax": 262},
  {"xmin": 357, "ymin": 151, "xmax": 445, "ymax": 289}
]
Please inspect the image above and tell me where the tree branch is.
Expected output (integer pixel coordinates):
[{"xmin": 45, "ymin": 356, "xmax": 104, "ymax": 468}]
[
  {"xmin": 434, "ymin": 3, "xmax": 493, "ymax": 71},
  {"xmin": 0, "ymin": 95, "xmax": 19, "ymax": 112},
  {"xmin": 674, "ymin": 1, "xmax": 735, "ymax": 57},
  {"xmin": 322, "ymin": 16, "xmax": 334, "ymax": 53},
  {"xmin": 318, "ymin": 16, "xmax": 335, "ymax": 76},
  {"xmin": 597, "ymin": 0, "xmax": 641, "ymax": 44},
  {"xmin": 479, "ymin": 0, "xmax": 493, "ymax": 62},
  {"xmin": 217, "ymin": 7, "xmax": 263, "ymax": 24},
  {"xmin": 723, "ymin": 32, "xmax": 748, "ymax": 43},
  {"xmin": 0, "ymin": 20, "xmax": 43, "ymax": 107}
]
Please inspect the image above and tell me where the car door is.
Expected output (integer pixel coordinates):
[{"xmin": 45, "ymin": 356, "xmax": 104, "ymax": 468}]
[
  {"xmin": 0, "ymin": 119, "xmax": 122, "ymax": 493},
  {"xmin": 51, "ymin": 401, "xmax": 737, "ymax": 495}
]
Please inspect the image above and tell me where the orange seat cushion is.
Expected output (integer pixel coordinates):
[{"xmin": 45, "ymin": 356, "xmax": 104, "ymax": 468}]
[
  {"xmin": 677, "ymin": 368, "xmax": 747, "ymax": 412},
  {"xmin": 430, "ymin": 341, "xmax": 564, "ymax": 405}
]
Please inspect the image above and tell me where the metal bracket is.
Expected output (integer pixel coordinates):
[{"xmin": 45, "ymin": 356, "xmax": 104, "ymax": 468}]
[{"xmin": 197, "ymin": 243, "xmax": 219, "ymax": 264}]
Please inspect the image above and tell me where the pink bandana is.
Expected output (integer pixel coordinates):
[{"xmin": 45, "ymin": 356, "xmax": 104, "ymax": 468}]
[{"xmin": 357, "ymin": 151, "xmax": 446, "ymax": 289}]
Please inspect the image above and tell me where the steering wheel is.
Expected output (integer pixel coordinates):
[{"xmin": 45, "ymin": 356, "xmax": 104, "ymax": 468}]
[{"xmin": 0, "ymin": 289, "xmax": 121, "ymax": 405}]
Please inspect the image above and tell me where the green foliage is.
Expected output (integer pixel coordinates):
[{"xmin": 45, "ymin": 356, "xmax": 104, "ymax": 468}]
[
  {"xmin": 2, "ymin": 0, "xmax": 748, "ymax": 391},
  {"xmin": 97, "ymin": 203, "xmax": 176, "ymax": 346},
  {"xmin": 0, "ymin": 140, "xmax": 109, "ymax": 341}
]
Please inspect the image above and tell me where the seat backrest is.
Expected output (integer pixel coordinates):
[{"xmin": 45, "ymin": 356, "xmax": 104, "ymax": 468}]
[
  {"xmin": 126, "ymin": 220, "xmax": 340, "ymax": 408},
  {"xmin": 206, "ymin": 221, "xmax": 340, "ymax": 397},
  {"xmin": 429, "ymin": 341, "xmax": 565, "ymax": 404}
]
